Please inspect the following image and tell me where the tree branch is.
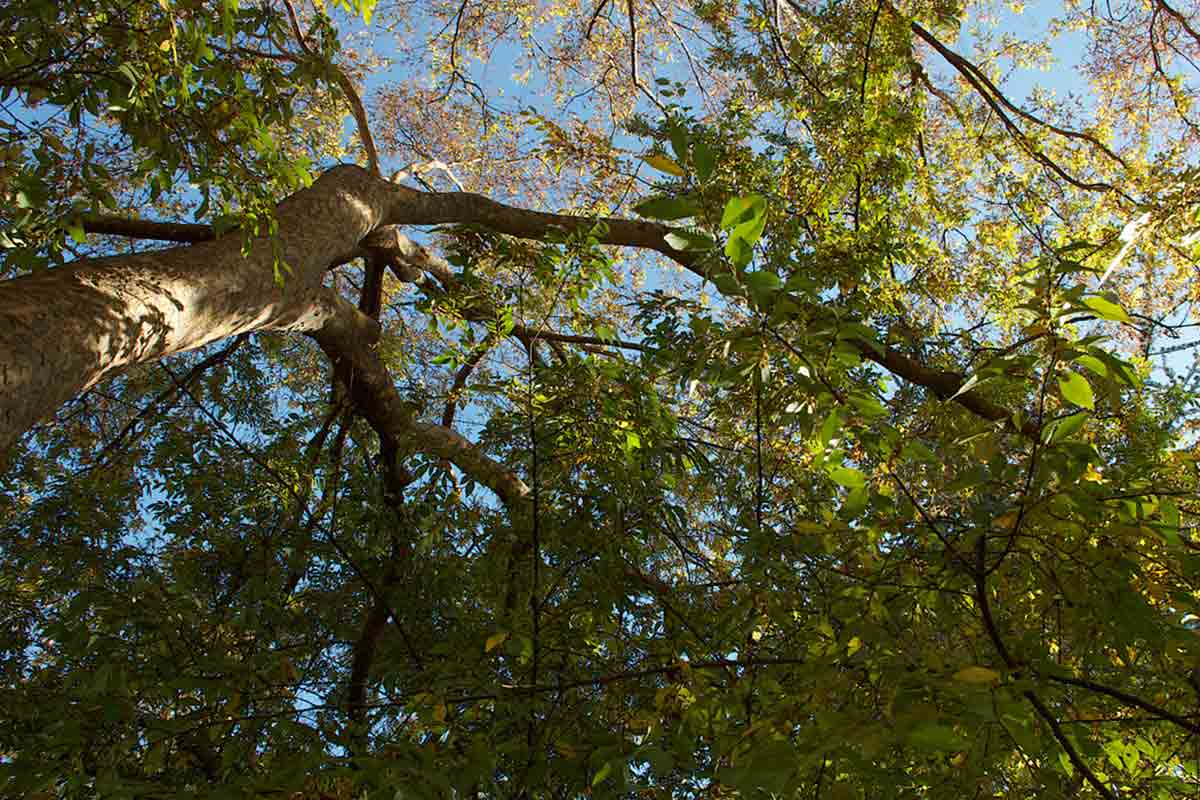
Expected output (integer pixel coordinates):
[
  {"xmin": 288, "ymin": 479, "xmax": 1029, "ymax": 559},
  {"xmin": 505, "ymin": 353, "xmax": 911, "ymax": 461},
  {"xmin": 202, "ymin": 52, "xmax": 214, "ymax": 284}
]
[
  {"xmin": 43, "ymin": 167, "xmax": 1037, "ymax": 453},
  {"xmin": 309, "ymin": 307, "xmax": 531, "ymax": 510},
  {"xmin": 1043, "ymin": 672, "xmax": 1200, "ymax": 736},
  {"xmin": 973, "ymin": 535, "xmax": 1117, "ymax": 799},
  {"xmin": 379, "ymin": 178, "xmax": 1036, "ymax": 435},
  {"xmin": 83, "ymin": 214, "xmax": 216, "ymax": 243},
  {"xmin": 905, "ymin": 16, "xmax": 1127, "ymax": 196}
]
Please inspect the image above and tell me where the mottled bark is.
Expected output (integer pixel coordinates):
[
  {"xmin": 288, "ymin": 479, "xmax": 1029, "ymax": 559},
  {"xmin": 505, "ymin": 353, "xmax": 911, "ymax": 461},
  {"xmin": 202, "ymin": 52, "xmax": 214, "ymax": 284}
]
[{"xmin": 0, "ymin": 164, "xmax": 388, "ymax": 448}]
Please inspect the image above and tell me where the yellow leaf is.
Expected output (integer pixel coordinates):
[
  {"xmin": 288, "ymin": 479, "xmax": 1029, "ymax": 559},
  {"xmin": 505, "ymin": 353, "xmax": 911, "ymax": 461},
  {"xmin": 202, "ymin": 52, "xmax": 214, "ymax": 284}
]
[
  {"xmin": 433, "ymin": 703, "xmax": 446, "ymax": 722},
  {"xmin": 993, "ymin": 512, "xmax": 1019, "ymax": 529},
  {"xmin": 485, "ymin": 631, "xmax": 509, "ymax": 652},
  {"xmin": 643, "ymin": 154, "xmax": 686, "ymax": 177},
  {"xmin": 953, "ymin": 666, "xmax": 1001, "ymax": 684}
]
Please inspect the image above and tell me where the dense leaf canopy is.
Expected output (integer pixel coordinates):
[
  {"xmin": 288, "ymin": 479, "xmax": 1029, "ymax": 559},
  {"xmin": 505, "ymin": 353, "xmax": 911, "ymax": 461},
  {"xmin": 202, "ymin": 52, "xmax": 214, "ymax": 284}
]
[{"xmin": 2, "ymin": 0, "xmax": 1200, "ymax": 797}]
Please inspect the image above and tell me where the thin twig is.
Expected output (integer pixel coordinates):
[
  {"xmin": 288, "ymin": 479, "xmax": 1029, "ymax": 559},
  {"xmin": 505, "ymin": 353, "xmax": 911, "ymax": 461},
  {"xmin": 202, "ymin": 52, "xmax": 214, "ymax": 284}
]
[{"xmin": 279, "ymin": 0, "xmax": 380, "ymax": 175}]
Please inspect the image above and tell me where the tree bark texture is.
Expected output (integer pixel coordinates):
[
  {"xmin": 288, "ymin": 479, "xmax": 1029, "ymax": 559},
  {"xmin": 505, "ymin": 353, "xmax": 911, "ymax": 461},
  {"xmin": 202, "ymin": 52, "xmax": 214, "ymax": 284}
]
[{"xmin": 0, "ymin": 165, "xmax": 387, "ymax": 448}]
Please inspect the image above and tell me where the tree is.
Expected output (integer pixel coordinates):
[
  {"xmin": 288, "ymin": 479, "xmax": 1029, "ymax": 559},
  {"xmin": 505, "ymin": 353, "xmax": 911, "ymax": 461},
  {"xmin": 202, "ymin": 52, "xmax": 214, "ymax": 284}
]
[{"xmin": 2, "ymin": 0, "xmax": 1199, "ymax": 797}]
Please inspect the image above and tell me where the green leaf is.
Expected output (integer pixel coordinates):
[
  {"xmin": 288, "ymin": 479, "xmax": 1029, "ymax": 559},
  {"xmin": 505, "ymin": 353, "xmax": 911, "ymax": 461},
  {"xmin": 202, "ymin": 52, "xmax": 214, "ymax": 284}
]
[
  {"xmin": 664, "ymin": 230, "xmax": 715, "ymax": 251},
  {"xmin": 730, "ymin": 212, "xmax": 767, "ymax": 248},
  {"xmin": 712, "ymin": 271, "xmax": 743, "ymax": 296},
  {"xmin": 949, "ymin": 372, "xmax": 981, "ymax": 401},
  {"xmin": 1162, "ymin": 496, "xmax": 1180, "ymax": 530},
  {"xmin": 1058, "ymin": 371, "xmax": 1094, "ymax": 409},
  {"xmin": 64, "ymin": 217, "xmax": 85, "ymax": 244},
  {"xmin": 634, "ymin": 195, "xmax": 699, "ymax": 220},
  {"xmin": 668, "ymin": 125, "xmax": 688, "ymax": 162},
  {"xmin": 744, "ymin": 270, "xmax": 781, "ymax": 301},
  {"xmin": 720, "ymin": 194, "xmax": 766, "ymax": 230},
  {"xmin": 848, "ymin": 393, "xmax": 887, "ymax": 418},
  {"xmin": 909, "ymin": 722, "xmax": 965, "ymax": 752},
  {"xmin": 843, "ymin": 484, "xmax": 868, "ymax": 517},
  {"xmin": 1073, "ymin": 354, "xmax": 1108, "ymax": 378},
  {"xmin": 693, "ymin": 141, "xmax": 716, "ymax": 180},
  {"xmin": 592, "ymin": 761, "xmax": 613, "ymax": 786},
  {"xmin": 829, "ymin": 465, "xmax": 866, "ymax": 489},
  {"xmin": 818, "ymin": 410, "xmax": 841, "ymax": 450},
  {"xmin": 724, "ymin": 235, "xmax": 754, "ymax": 268},
  {"xmin": 1081, "ymin": 295, "xmax": 1132, "ymax": 323},
  {"xmin": 953, "ymin": 666, "xmax": 1001, "ymax": 684},
  {"xmin": 1095, "ymin": 351, "xmax": 1140, "ymax": 387},
  {"xmin": 1043, "ymin": 411, "xmax": 1089, "ymax": 444}
]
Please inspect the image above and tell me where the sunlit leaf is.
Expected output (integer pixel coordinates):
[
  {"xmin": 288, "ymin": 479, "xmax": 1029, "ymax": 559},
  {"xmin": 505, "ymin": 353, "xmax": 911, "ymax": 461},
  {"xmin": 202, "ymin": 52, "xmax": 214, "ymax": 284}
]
[
  {"xmin": 1043, "ymin": 411, "xmax": 1089, "ymax": 443},
  {"xmin": 829, "ymin": 465, "xmax": 866, "ymax": 488},
  {"xmin": 1081, "ymin": 295, "xmax": 1132, "ymax": 323},
  {"xmin": 642, "ymin": 153, "xmax": 686, "ymax": 177},
  {"xmin": 634, "ymin": 195, "xmax": 699, "ymax": 220},
  {"xmin": 1058, "ymin": 371, "xmax": 1094, "ymax": 409},
  {"xmin": 720, "ymin": 194, "xmax": 766, "ymax": 230}
]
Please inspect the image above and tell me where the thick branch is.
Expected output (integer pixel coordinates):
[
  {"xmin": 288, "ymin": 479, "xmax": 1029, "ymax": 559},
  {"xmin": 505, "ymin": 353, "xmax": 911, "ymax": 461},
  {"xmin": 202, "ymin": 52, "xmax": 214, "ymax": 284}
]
[
  {"xmin": 381, "ymin": 184, "xmax": 695, "ymax": 265},
  {"xmin": 380, "ymin": 180, "xmax": 1033, "ymax": 434},
  {"xmin": 865, "ymin": 345, "xmax": 1038, "ymax": 436},
  {"xmin": 309, "ymin": 312, "xmax": 530, "ymax": 509},
  {"xmin": 4, "ymin": 164, "xmax": 1032, "ymax": 451},
  {"xmin": 348, "ymin": 595, "xmax": 392, "ymax": 723},
  {"xmin": 83, "ymin": 214, "xmax": 216, "ymax": 243}
]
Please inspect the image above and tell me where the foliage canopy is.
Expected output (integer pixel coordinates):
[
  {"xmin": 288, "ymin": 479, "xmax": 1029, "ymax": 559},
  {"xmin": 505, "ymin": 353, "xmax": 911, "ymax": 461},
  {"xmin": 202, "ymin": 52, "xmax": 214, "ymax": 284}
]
[{"xmin": 2, "ymin": 0, "xmax": 1200, "ymax": 797}]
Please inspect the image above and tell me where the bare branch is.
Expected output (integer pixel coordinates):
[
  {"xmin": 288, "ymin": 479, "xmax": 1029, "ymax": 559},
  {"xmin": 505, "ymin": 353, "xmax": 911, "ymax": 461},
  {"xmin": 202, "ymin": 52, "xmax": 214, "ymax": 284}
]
[
  {"xmin": 83, "ymin": 214, "xmax": 215, "ymax": 243},
  {"xmin": 585, "ymin": 0, "xmax": 612, "ymax": 39},
  {"xmin": 1043, "ymin": 672, "xmax": 1200, "ymax": 735}
]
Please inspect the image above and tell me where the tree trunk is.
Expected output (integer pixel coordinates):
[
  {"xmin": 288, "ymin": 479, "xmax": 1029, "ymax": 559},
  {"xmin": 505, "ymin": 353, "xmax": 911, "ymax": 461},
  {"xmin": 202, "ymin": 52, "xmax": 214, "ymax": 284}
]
[{"xmin": 0, "ymin": 165, "xmax": 386, "ymax": 449}]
